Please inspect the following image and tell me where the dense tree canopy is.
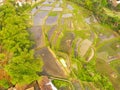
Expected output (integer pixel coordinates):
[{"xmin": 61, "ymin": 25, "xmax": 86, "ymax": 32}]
[
  {"xmin": 0, "ymin": 1, "xmax": 43, "ymax": 86},
  {"xmin": 5, "ymin": 50, "xmax": 42, "ymax": 84}
]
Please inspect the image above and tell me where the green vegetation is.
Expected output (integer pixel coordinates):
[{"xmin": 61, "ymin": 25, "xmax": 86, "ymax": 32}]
[
  {"xmin": 69, "ymin": 0, "xmax": 120, "ymax": 33},
  {"xmin": 71, "ymin": 56, "xmax": 114, "ymax": 90},
  {"xmin": 49, "ymin": 12, "xmax": 57, "ymax": 16},
  {"xmin": 5, "ymin": 51, "xmax": 43, "ymax": 85},
  {"xmin": 0, "ymin": 1, "xmax": 43, "ymax": 87},
  {"xmin": 0, "ymin": 0, "xmax": 120, "ymax": 89},
  {"xmin": 0, "ymin": 79, "xmax": 10, "ymax": 89},
  {"xmin": 52, "ymin": 79, "xmax": 71, "ymax": 89},
  {"xmin": 96, "ymin": 58, "xmax": 120, "ymax": 90}
]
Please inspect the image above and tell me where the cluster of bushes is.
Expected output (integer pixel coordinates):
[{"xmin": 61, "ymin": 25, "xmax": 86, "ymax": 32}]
[
  {"xmin": 0, "ymin": 1, "xmax": 42, "ymax": 88},
  {"xmin": 52, "ymin": 79, "xmax": 71, "ymax": 89},
  {"xmin": 71, "ymin": 57, "xmax": 114, "ymax": 90},
  {"xmin": 69, "ymin": 0, "xmax": 120, "ymax": 33}
]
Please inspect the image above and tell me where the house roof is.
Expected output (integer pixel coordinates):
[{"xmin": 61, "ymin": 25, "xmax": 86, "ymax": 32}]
[{"xmin": 110, "ymin": 0, "xmax": 120, "ymax": 7}]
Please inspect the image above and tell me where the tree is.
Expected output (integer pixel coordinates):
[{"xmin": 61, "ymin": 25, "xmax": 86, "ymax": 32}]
[
  {"xmin": 5, "ymin": 50, "xmax": 43, "ymax": 85},
  {"xmin": 0, "ymin": 79, "xmax": 10, "ymax": 89},
  {"xmin": 0, "ymin": 1, "xmax": 43, "ymax": 86}
]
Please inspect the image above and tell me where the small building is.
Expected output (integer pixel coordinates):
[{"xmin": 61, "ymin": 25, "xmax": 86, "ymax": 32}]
[
  {"xmin": 38, "ymin": 76, "xmax": 57, "ymax": 90},
  {"xmin": 8, "ymin": 76, "xmax": 57, "ymax": 90},
  {"xmin": 110, "ymin": 0, "xmax": 120, "ymax": 7}
]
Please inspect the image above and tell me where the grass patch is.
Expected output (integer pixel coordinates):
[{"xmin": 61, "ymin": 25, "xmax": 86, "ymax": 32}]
[
  {"xmin": 49, "ymin": 12, "xmax": 58, "ymax": 16},
  {"xmin": 0, "ymin": 79, "xmax": 10, "ymax": 89},
  {"xmin": 52, "ymin": 79, "xmax": 72, "ymax": 89}
]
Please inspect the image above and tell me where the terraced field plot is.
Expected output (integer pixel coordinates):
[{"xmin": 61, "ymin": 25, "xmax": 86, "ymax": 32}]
[{"xmin": 29, "ymin": 0, "xmax": 120, "ymax": 89}]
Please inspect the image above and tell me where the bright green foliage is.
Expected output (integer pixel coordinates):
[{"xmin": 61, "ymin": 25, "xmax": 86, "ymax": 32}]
[
  {"xmin": 71, "ymin": 56, "xmax": 114, "ymax": 89},
  {"xmin": 98, "ymin": 76, "xmax": 114, "ymax": 90},
  {"xmin": 0, "ymin": 2, "xmax": 43, "ymax": 86},
  {"xmin": 0, "ymin": 53, "xmax": 5, "ymax": 60},
  {"xmin": 0, "ymin": 79, "xmax": 10, "ymax": 89},
  {"xmin": 52, "ymin": 80, "xmax": 71, "ymax": 89},
  {"xmin": 0, "ymin": 3, "xmax": 32, "ymax": 53},
  {"xmin": 5, "ymin": 50, "xmax": 43, "ymax": 85}
]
